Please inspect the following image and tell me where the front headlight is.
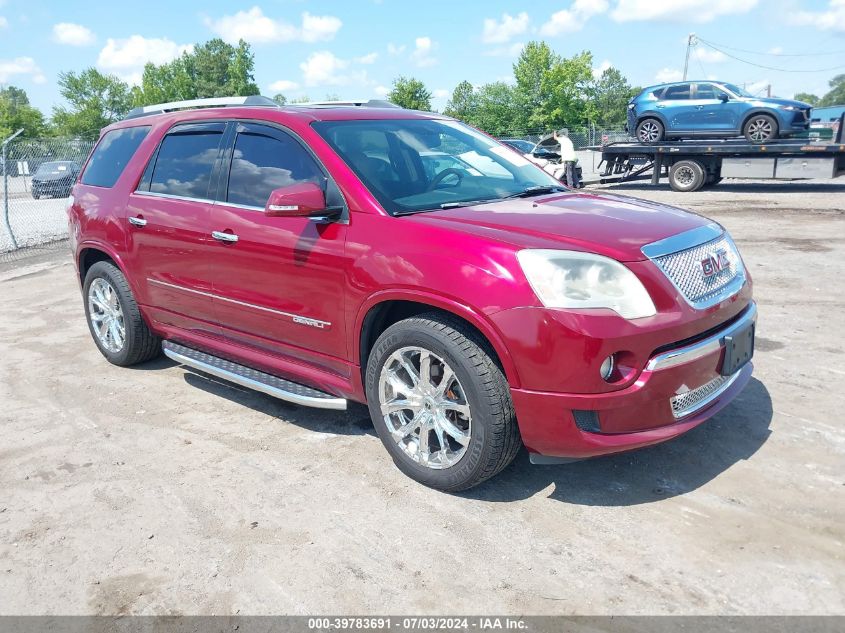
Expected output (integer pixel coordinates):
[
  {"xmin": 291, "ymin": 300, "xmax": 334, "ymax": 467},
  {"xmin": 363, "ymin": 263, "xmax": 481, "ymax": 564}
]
[
  {"xmin": 516, "ymin": 249, "xmax": 657, "ymax": 319},
  {"xmin": 779, "ymin": 105, "xmax": 798, "ymax": 111}
]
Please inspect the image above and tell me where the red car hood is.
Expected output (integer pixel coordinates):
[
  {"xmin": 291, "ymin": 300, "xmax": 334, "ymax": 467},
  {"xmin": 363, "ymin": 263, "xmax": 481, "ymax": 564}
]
[{"xmin": 407, "ymin": 191, "xmax": 715, "ymax": 262}]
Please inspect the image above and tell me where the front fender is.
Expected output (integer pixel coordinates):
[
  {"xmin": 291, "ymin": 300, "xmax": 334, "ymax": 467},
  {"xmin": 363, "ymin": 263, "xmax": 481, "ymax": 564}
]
[{"xmin": 354, "ymin": 288, "xmax": 522, "ymax": 388}]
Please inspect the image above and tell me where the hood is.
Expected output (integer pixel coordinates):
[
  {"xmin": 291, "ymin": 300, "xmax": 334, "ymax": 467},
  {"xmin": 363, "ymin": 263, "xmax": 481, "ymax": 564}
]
[
  {"xmin": 34, "ymin": 171, "xmax": 74, "ymax": 182},
  {"xmin": 748, "ymin": 96, "xmax": 812, "ymax": 109},
  {"xmin": 406, "ymin": 191, "xmax": 714, "ymax": 262}
]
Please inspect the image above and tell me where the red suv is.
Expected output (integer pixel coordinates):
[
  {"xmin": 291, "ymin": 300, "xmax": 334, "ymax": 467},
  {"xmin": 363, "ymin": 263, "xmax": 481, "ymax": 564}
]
[{"xmin": 68, "ymin": 96, "xmax": 756, "ymax": 491}]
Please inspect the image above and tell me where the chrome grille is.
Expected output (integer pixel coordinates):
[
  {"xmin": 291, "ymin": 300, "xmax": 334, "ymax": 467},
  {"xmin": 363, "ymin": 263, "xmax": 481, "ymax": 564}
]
[
  {"xmin": 670, "ymin": 372, "xmax": 739, "ymax": 419},
  {"xmin": 650, "ymin": 234, "xmax": 744, "ymax": 309}
]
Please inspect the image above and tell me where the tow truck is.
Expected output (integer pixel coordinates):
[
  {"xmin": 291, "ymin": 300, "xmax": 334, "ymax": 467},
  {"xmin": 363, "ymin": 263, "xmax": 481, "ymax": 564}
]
[{"xmin": 593, "ymin": 113, "xmax": 844, "ymax": 192}]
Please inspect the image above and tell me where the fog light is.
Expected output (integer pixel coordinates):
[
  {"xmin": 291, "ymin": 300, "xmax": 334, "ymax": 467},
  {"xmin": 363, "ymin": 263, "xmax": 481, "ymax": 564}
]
[{"xmin": 600, "ymin": 354, "xmax": 615, "ymax": 381}]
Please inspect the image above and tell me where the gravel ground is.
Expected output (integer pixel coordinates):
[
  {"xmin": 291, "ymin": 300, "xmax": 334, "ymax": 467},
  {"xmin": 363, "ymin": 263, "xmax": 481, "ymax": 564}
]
[
  {"xmin": 0, "ymin": 180, "xmax": 842, "ymax": 615},
  {"xmin": 0, "ymin": 177, "xmax": 69, "ymax": 252}
]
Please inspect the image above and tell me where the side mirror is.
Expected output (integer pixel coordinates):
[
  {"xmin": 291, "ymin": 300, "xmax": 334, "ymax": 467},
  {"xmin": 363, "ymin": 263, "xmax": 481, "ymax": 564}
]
[
  {"xmin": 719, "ymin": 93, "xmax": 730, "ymax": 102},
  {"xmin": 265, "ymin": 182, "xmax": 328, "ymax": 218}
]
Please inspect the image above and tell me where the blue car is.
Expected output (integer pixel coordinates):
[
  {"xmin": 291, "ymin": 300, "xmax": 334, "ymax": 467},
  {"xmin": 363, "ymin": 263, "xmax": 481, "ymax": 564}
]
[{"xmin": 627, "ymin": 81, "xmax": 812, "ymax": 143}]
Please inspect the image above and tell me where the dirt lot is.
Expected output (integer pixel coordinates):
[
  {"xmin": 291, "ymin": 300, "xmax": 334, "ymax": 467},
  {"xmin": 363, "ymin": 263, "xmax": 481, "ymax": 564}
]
[{"xmin": 1, "ymin": 180, "xmax": 843, "ymax": 615}]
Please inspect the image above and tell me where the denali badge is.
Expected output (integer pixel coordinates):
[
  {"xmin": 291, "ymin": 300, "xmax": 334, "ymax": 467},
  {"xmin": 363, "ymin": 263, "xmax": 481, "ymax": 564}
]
[{"xmin": 701, "ymin": 248, "xmax": 730, "ymax": 278}]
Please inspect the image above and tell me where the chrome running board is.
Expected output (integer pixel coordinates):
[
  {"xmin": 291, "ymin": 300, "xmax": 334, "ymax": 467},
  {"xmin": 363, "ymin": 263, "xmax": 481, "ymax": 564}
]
[{"xmin": 162, "ymin": 341, "xmax": 347, "ymax": 410}]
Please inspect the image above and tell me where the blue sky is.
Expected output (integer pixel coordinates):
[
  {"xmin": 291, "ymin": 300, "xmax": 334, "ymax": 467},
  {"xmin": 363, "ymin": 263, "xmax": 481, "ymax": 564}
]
[{"xmin": 1, "ymin": 0, "xmax": 844, "ymax": 115}]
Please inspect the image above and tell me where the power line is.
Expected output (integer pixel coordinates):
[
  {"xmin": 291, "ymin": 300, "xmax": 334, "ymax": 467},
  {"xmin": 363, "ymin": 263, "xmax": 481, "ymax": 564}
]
[
  {"xmin": 697, "ymin": 40, "xmax": 845, "ymax": 73},
  {"xmin": 696, "ymin": 37, "xmax": 845, "ymax": 58}
]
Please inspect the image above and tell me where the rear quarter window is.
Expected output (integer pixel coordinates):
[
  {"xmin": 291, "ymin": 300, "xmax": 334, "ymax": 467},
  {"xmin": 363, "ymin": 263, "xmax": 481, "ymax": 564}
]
[{"xmin": 81, "ymin": 126, "xmax": 150, "ymax": 188}]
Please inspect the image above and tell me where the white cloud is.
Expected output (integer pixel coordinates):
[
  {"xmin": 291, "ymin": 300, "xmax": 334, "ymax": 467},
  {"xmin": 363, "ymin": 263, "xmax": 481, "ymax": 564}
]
[
  {"xmin": 269, "ymin": 79, "xmax": 299, "ymax": 92},
  {"xmin": 792, "ymin": 0, "xmax": 845, "ymax": 33},
  {"xmin": 433, "ymin": 88, "xmax": 450, "ymax": 99},
  {"xmin": 611, "ymin": 0, "xmax": 758, "ymax": 23},
  {"xmin": 0, "ymin": 16, "xmax": 7, "ymax": 29},
  {"xmin": 482, "ymin": 12, "xmax": 529, "ymax": 44},
  {"xmin": 386, "ymin": 43, "xmax": 406, "ymax": 56},
  {"xmin": 539, "ymin": 0, "xmax": 609, "ymax": 36},
  {"xmin": 298, "ymin": 51, "xmax": 374, "ymax": 88},
  {"xmin": 483, "ymin": 42, "xmax": 525, "ymax": 57},
  {"xmin": 374, "ymin": 85, "xmax": 390, "ymax": 97},
  {"xmin": 355, "ymin": 52, "xmax": 378, "ymax": 64},
  {"xmin": 52, "ymin": 22, "xmax": 96, "ymax": 46},
  {"xmin": 411, "ymin": 36, "xmax": 437, "ymax": 67},
  {"xmin": 204, "ymin": 7, "xmax": 342, "ymax": 44},
  {"xmin": 97, "ymin": 36, "xmax": 193, "ymax": 84},
  {"xmin": 592, "ymin": 59, "xmax": 612, "ymax": 80},
  {"xmin": 655, "ymin": 67, "xmax": 683, "ymax": 83},
  {"xmin": 692, "ymin": 48, "xmax": 727, "ymax": 63},
  {"xmin": 0, "ymin": 56, "xmax": 43, "ymax": 83}
]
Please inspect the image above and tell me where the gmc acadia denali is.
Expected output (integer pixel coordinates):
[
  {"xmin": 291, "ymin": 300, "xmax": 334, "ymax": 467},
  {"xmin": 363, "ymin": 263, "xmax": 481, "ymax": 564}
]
[{"xmin": 68, "ymin": 96, "xmax": 756, "ymax": 491}]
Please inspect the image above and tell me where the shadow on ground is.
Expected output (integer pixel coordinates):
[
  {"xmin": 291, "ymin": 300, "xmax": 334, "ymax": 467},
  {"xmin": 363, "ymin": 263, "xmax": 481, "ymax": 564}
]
[{"xmin": 463, "ymin": 377, "xmax": 772, "ymax": 506}]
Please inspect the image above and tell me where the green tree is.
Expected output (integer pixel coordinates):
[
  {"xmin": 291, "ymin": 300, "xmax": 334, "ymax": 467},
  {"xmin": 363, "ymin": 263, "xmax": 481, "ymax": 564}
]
[
  {"xmin": 135, "ymin": 53, "xmax": 197, "ymax": 105},
  {"xmin": 819, "ymin": 74, "xmax": 845, "ymax": 107},
  {"xmin": 272, "ymin": 93, "xmax": 288, "ymax": 105},
  {"xmin": 387, "ymin": 76, "xmax": 432, "ymax": 111},
  {"xmin": 592, "ymin": 67, "xmax": 637, "ymax": 127},
  {"xmin": 512, "ymin": 41, "xmax": 559, "ymax": 130},
  {"xmin": 52, "ymin": 68, "xmax": 132, "ymax": 138},
  {"xmin": 795, "ymin": 92, "xmax": 820, "ymax": 106},
  {"xmin": 444, "ymin": 80, "xmax": 477, "ymax": 122},
  {"xmin": 541, "ymin": 50, "xmax": 595, "ymax": 129},
  {"xmin": 470, "ymin": 82, "xmax": 520, "ymax": 136},
  {"xmin": 0, "ymin": 86, "xmax": 48, "ymax": 139}
]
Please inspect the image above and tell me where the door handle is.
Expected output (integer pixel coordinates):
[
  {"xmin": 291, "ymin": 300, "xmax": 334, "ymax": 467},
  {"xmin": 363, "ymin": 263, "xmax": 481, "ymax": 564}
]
[
  {"xmin": 212, "ymin": 230, "xmax": 238, "ymax": 243},
  {"xmin": 128, "ymin": 216, "xmax": 147, "ymax": 227}
]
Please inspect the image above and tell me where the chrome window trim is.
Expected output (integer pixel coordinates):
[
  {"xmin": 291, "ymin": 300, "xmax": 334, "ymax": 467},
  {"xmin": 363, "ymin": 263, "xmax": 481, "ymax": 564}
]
[
  {"xmin": 671, "ymin": 369, "xmax": 743, "ymax": 419},
  {"xmin": 133, "ymin": 190, "xmax": 214, "ymax": 204},
  {"xmin": 646, "ymin": 302, "xmax": 756, "ymax": 371},
  {"xmin": 641, "ymin": 222, "xmax": 723, "ymax": 259},
  {"xmin": 147, "ymin": 278, "xmax": 331, "ymax": 329}
]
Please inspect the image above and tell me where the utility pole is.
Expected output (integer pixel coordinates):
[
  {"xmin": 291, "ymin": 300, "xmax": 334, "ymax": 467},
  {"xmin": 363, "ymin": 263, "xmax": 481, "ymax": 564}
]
[
  {"xmin": 683, "ymin": 33, "xmax": 696, "ymax": 81},
  {"xmin": 2, "ymin": 128, "xmax": 24, "ymax": 250}
]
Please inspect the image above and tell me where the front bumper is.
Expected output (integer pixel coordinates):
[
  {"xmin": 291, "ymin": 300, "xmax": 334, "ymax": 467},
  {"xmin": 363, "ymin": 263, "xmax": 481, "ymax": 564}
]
[{"xmin": 501, "ymin": 300, "xmax": 756, "ymax": 459}]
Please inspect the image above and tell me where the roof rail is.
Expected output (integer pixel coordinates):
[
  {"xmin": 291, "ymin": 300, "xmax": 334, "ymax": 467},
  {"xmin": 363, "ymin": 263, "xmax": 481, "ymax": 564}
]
[
  {"xmin": 291, "ymin": 99, "xmax": 400, "ymax": 109},
  {"xmin": 124, "ymin": 95, "xmax": 280, "ymax": 120}
]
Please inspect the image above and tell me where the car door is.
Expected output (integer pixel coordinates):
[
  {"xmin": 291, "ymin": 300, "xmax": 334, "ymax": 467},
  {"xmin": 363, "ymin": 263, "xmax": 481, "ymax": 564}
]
[
  {"xmin": 208, "ymin": 121, "xmax": 349, "ymax": 373},
  {"xmin": 693, "ymin": 83, "xmax": 739, "ymax": 132},
  {"xmin": 657, "ymin": 83, "xmax": 695, "ymax": 132},
  {"xmin": 125, "ymin": 121, "xmax": 225, "ymax": 335}
]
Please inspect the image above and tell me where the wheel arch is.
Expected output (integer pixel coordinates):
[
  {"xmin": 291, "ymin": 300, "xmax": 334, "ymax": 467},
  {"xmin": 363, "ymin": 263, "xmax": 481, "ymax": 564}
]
[
  {"xmin": 76, "ymin": 242, "xmax": 138, "ymax": 296},
  {"xmin": 356, "ymin": 292, "xmax": 521, "ymax": 390},
  {"xmin": 740, "ymin": 108, "xmax": 780, "ymax": 132},
  {"xmin": 636, "ymin": 112, "xmax": 668, "ymax": 128}
]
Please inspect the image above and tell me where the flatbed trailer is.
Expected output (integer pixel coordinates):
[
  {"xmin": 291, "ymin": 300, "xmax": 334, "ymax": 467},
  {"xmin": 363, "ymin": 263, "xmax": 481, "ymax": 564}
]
[{"xmin": 591, "ymin": 113, "xmax": 845, "ymax": 192}]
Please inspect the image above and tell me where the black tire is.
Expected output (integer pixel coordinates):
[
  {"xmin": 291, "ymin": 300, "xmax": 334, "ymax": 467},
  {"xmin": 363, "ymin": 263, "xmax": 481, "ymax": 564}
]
[
  {"xmin": 668, "ymin": 159, "xmax": 706, "ymax": 192},
  {"xmin": 636, "ymin": 118, "xmax": 665, "ymax": 143},
  {"xmin": 82, "ymin": 261, "xmax": 161, "ymax": 366},
  {"xmin": 365, "ymin": 313, "xmax": 521, "ymax": 492},
  {"xmin": 743, "ymin": 114, "xmax": 778, "ymax": 143}
]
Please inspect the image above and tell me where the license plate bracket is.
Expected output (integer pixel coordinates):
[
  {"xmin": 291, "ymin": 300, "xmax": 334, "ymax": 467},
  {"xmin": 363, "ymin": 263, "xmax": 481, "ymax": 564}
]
[{"xmin": 721, "ymin": 322, "xmax": 755, "ymax": 376}]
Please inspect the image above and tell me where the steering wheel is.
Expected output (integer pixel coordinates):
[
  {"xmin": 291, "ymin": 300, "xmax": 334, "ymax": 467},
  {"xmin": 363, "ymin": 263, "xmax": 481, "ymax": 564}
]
[{"xmin": 427, "ymin": 167, "xmax": 466, "ymax": 191}]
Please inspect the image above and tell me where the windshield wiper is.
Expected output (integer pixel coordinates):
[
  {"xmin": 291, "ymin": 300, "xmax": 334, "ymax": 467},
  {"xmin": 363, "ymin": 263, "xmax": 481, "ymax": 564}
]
[{"xmin": 501, "ymin": 185, "xmax": 566, "ymax": 199}]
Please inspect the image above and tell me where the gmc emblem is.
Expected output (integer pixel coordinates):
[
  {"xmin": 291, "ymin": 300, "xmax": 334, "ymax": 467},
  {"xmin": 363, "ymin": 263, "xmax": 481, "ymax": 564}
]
[{"xmin": 701, "ymin": 249, "xmax": 730, "ymax": 278}]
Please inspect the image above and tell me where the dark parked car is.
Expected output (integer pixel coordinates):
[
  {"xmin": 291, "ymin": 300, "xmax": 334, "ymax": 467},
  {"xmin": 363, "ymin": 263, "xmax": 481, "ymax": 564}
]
[
  {"xmin": 31, "ymin": 161, "xmax": 80, "ymax": 199},
  {"xmin": 68, "ymin": 96, "xmax": 754, "ymax": 491},
  {"xmin": 628, "ymin": 81, "xmax": 812, "ymax": 143}
]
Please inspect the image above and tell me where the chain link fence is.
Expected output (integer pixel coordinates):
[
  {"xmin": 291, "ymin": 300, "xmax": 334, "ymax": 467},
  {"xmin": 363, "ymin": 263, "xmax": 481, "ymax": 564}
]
[
  {"xmin": 1, "ymin": 137, "xmax": 94, "ymax": 259},
  {"xmin": 494, "ymin": 126, "xmax": 629, "ymax": 149}
]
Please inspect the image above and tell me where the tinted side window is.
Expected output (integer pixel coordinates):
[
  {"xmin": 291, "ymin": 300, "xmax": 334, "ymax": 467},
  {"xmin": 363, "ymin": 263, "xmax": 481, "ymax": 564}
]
[
  {"xmin": 227, "ymin": 131, "xmax": 323, "ymax": 208},
  {"xmin": 695, "ymin": 84, "xmax": 717, "ymax": 99},
  {"xmin": 149, "ymin": 131, "xmax": 223, "ymax": 199},
  {"xmin": 81, "ymin": 126, "xmax": 150, "ymax": 188},
  {"xmin": 663, "ymin": 84, "xmax": 691, "ymax": 100}
]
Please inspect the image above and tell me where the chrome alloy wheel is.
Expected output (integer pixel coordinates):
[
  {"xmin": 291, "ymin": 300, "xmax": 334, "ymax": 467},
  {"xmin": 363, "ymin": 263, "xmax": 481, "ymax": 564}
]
[
  {"xmin": 638, "ymin": 120, "xmax": 661, "ymax": 142},
  {"xmin": 88, "ymin": 278, "xmax": 126, "ymax": 353},
  {"xmin": 747, "ymin": 117, "xmax": 773, "ymax": 142},
  {"xmin": 378, "ymin": 346, "xmax": 472, "ymax": 469}
]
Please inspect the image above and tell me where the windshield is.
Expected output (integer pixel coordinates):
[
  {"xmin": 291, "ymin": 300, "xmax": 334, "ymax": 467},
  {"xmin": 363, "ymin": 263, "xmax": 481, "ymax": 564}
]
[
  {"xmin": 36, "ymin": 162, "xmax": 74, "ymax": 175},
  {"xmin": 719, "ymin": 83, "xmax": 754, "ymax": 98},
  {"xmin": 312, "ymin": 119, "xmax": 563, "ymax": 215}
]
